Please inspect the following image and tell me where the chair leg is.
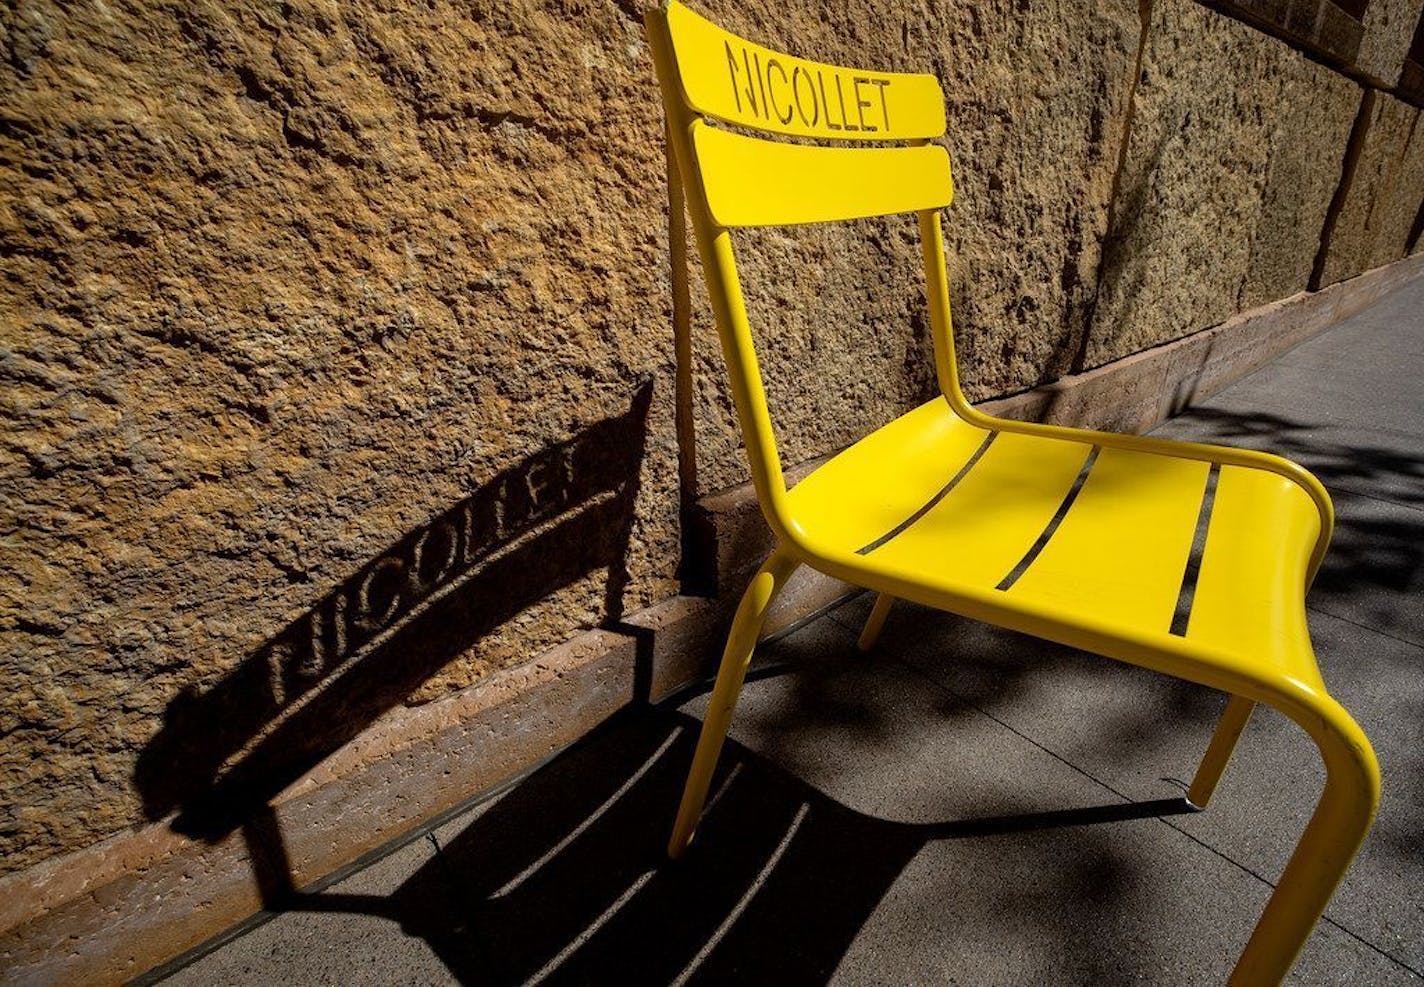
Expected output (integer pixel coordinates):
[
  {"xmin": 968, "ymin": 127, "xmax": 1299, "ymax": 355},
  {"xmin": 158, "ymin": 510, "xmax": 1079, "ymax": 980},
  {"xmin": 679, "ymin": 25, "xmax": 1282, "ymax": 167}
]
[
  {"xmin": 1188, "ymin": 695, "xmax": 1256, "ymax": 809},
  {"xmin": 668, "ymin": 551, "xmax": 801, "ymax": 859},
  {"xmin": 857, "ymin": 593, "xmax": 895, "ymax": 652},
  {"xmin": 1227, "ymin": 699, "xmax": 1379, "ymax": 985}
]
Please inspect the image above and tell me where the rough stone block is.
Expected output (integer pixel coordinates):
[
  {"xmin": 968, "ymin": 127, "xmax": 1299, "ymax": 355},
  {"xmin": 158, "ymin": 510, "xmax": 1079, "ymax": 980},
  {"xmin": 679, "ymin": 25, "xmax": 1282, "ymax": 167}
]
[
  {"xmin": 1356, "ymin": 0, "xmax": 1424, "ymax": 85},
  {"xmin": 1085, "ymin": 0, "xmax": 1358, "ymax": 368},
  {"xmin": 1241, "ymin": 67, "xmax": 1360, "ymax": 308},
  {"xmin": 1405, "ymin": 57, "xmax": 1424, "ymax": 104},
  {"xmin": 1402, "ymin": 13, "xmax": 1424, "ymax": 102},
  {"xmin": 1315, "ymin": 1, "xmax": 1369, "ymax": 60},
  {"xmin": 1317, "ymin": 92, "xmax": 1424, "ymax": 286},
  {"xmin": 980, "ymin": 251, "xmax": 1423, "ymax": 433},
  {"xmin": 1208, "ymin": 0, "xmax": 1365, "ymax": 64}
]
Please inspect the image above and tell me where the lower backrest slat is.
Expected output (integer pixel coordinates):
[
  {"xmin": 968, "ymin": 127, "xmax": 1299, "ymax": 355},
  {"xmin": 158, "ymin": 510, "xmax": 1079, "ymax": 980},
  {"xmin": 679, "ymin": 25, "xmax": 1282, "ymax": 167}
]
[{"xmin": 691, "ymin": 121, "xmax": 953, "ymax": 227}]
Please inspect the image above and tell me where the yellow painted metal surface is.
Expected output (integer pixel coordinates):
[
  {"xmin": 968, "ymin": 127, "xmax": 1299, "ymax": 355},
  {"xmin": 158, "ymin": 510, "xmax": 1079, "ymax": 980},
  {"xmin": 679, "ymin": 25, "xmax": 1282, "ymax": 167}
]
[
  {"xmin": 1188, "ymin": 465, "xmax": 1324, "ymax": 686},
  {"xmin": 864, "ymin": 430, "xmax": 1092, "ymax": 585},
  {"xmin": 647, "ymin": 3, "xmax": 1379, "ymax": 982},
  {"xmin": 785, "ymin": 398, "xmax": 988, "ymax": 551},
  {"xmin": 1189, "ymin": 695, "xmax": 1257, "ymax": 809},
  {"xmin": 856, "ymin": 592, "xmax": 895, "ymax": 651},
  {"xmin": 692, "ymin": 121, "xmax": 953, "ymax": 227},
  {"xmin": 1006, "ymin": 448, "xmax": 1208, "ymax": 632},
  {"xmin": 668, "ymin": 551, "xmax": 800, "ymax": 858},
  {"xmin": 666, "ymin": 1, "xmax": 946, "ymax": 141}
]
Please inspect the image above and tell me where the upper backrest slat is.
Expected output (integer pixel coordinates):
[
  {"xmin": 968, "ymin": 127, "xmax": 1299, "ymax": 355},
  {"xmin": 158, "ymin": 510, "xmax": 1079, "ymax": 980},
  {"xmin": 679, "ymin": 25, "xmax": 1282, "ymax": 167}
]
[
  {"xmin": 666, "ymin": 2, "xmax": 946, "ymax": 142},
  {"xmin": 693, "ymin": 121, "xmax": 953, "ymax": 227}
]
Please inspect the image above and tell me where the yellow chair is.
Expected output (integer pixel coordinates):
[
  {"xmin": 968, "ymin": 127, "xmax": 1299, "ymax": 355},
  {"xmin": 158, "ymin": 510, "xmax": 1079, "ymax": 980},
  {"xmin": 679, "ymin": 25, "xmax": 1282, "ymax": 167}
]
[{"xmin": 645, "ymin": 3, "xmax": 1379, "ymax": 982}]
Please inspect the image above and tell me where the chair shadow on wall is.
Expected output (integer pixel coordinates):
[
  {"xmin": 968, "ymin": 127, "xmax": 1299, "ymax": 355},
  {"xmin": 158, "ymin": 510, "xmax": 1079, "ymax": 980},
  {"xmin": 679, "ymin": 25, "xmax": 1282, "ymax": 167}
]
[{"xmin": 133, "ymin": 379, "xmax": 654, "ymax": 897}]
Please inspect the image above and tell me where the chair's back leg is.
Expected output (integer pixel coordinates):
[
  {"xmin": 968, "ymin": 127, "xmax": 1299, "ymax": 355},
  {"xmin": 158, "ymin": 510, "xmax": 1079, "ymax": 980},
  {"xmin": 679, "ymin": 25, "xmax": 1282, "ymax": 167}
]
[
  {"xmin": 857, "ymin": 593, "xmax": 896, "ymax": 652},
  {"xmin": 666, "ymin": 130, "xmax": 699, "ymax": 505},
  {"xmin": 668, "ymin": 550, "xmax": 802, "ymax": 858},
  {"xmin": 1189, "ymin": 694, "xmax": 1257, "ymax": 809}
]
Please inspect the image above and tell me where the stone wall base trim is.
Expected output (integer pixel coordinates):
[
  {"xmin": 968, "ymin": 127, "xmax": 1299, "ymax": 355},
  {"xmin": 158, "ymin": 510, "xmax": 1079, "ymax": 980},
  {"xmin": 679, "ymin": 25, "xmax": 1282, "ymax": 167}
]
[{"xmin": 0, "ymin": 570, "xmax": 852, "ymax": 986}]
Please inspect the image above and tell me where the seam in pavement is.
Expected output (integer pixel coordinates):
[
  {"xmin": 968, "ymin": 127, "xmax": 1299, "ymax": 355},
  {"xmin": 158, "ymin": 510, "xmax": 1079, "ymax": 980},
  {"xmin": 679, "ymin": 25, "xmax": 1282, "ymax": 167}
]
[
  {"xmin": 1308, "ymin": 603, "xmax": 1424, "ymax": 652},
  {"xmin": 885, "ymin": 653, "xmax": 1424, "ymax": 979},
  {"xmin": 1327, "ymin": 483, "xmax": 1424, "ymax": 515}
]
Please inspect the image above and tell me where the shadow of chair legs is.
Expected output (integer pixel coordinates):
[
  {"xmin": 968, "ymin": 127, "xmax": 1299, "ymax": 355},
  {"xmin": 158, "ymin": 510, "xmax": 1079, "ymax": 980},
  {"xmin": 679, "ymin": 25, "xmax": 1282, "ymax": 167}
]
[{"xmin": 246, "ymin": 702, "xmax": 1196, "ymax": 986}]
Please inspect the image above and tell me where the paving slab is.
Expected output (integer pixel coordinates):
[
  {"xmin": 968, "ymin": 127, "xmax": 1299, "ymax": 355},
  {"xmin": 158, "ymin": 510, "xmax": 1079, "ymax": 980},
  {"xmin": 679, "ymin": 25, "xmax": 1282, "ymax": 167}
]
[
  {"xmin": 1153, "ymin": 413, "xmax": 1424, "ymax": 511},
  {"xmin": 165, "ymin": 828, "xmax": 454, "ymax": 986},
  {"xmin": 680, "ymin": 618, "xmax": 1118, "ymax": 825},
  {"xmin": 1308, "ymin": 277, "xmax": 1424, "ymax": 338},
  {"xmin": 1311, "ymin": 489, "xmax": 1424, "ymax": 648},
  {"xmin": 685, "ymin": 619, "xmax": 1418, "ymax": 985},
  {"xmin": 851, "ymin": 596, "xmax": 1424, "ymax": 974},
  {"xmin": 832, "ymin": 596, "xmax": 1226, "ymax": 804},
  {"xmin": 1161, "ymin": 364, "xmax": 1424, "ymax": 449},
  {"xmin": 1151, "ymin": 277, "xmax": 1424, "ymax": 512},
  {"xmin": 1160, "ymin": 611, "xmax": 1424, "ymax": 975}
]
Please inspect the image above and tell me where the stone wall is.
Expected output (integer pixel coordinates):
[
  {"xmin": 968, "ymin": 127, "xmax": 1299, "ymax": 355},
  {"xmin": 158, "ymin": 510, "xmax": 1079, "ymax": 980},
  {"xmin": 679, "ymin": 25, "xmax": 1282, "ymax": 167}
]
[
  {"xmin": 3, "ymin": 0, "xmax": 1423, "ymax": 883},
  {"xmin": 1084, "ymin": 0, "xmax": 1360, "ymax": 367},
  {"xmin": 2, "ymin": 0, "xmax": 683, "ymax": 876},
  {"xmin": 1317, "ymin": 91, "xmax": 1424, "ymax": 284},
  {"xmin": 1401, "ymin": 13, "xmax": 1424, "ymax": 99}
]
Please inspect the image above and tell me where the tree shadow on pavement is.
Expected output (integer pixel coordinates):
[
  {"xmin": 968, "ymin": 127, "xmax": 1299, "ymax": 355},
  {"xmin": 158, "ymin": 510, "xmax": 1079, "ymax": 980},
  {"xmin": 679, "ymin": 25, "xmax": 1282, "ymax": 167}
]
[
  {"xmin": 1154, "ymin": 406, "xmax": 1423, "ymax": 633},
  {"xmin": 1156, "ymin": 405, "xmax": 1424, "ymax": 510}
]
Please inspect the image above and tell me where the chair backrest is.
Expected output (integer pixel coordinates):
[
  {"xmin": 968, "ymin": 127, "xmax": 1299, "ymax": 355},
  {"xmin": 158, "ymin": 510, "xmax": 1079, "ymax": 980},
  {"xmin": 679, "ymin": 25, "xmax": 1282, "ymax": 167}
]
[{"xmin": 646, "ymin": 1, "xmax": 964, "ymax": 543}]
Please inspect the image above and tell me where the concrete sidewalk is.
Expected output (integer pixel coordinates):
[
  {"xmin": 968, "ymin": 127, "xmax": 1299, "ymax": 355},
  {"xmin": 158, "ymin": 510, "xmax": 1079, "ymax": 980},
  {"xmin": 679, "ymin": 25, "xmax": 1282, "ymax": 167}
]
[{"xmin": 155, "ymin": 279, "xmax": 1424, "ymax": 986}]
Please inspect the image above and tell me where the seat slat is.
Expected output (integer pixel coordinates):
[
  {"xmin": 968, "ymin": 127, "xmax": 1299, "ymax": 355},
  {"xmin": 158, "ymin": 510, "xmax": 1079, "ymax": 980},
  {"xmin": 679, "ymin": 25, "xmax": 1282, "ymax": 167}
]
[
  {"xmin": 692, "ymin": 121, "xmax": 953, "ymax": 227},
  {"xmin": 787, "ymin": 398, "xmax": 991, "ymax": 553},
  {"xmin": 864, "ymin": 431, "xmax": 1092, "ymax": 587},
  {"xmin": 1187, "ymin": 465, "xmax": 1323, "ymax": 684},
  {"xmin": 666, "ymin": 2, "xmax": 947, "ymax": 141},
  {"xmin": 1005, "ymin": 448, "xmax": 1209, "ymax": 633}
]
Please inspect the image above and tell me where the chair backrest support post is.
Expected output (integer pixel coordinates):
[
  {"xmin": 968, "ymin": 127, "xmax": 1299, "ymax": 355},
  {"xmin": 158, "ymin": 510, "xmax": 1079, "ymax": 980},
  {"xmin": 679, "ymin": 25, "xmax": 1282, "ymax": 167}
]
[
  {"xmin": 917, "ymin": 209, "xmax": 970, "ymax": 416},
  {"xmin": 647, "ymin": 4, "xmax": 795, "ymax": 538},
  {"xmin": 645, "ymin": 2, "xmax": 959, "ymax": 546}
]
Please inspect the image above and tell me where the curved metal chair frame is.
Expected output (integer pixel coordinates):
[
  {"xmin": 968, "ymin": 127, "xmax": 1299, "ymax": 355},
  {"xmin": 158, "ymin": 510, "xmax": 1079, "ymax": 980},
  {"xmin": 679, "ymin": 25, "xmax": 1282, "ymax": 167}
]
[{"xmin": 645, "ymin": 4, "xmax": 1379, "ymax": 983}]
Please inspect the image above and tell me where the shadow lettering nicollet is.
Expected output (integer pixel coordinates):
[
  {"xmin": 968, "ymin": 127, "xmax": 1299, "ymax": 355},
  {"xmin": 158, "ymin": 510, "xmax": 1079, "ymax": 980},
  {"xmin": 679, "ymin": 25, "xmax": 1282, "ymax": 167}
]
[{"xmin": 135, "ymin": 381, "xmax": 652, "ymax": 841}]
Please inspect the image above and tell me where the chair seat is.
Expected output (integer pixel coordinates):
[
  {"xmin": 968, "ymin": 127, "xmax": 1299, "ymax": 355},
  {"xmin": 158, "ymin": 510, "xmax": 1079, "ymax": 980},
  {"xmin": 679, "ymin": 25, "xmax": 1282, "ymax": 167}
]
[{"xmin": 785, "ymin": 398, "xmax": 1326, "ymax": 690}]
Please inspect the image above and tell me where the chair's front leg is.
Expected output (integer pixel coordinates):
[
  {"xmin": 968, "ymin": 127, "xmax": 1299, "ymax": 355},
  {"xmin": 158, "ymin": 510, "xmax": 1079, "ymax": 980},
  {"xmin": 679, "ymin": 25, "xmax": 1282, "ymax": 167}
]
[
  {"xmin": 668, "ymin": 550, "xmax": 801, "ymax": 858},
  {"xmin": 1228, "ymin": 697, "xmax": 1380, "ymax": 985},
  {"xmin": 1189, "ymin": 695, "xmax": 1257, "ymax": 809}
]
